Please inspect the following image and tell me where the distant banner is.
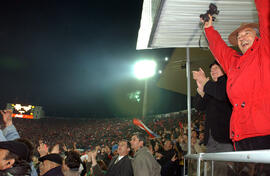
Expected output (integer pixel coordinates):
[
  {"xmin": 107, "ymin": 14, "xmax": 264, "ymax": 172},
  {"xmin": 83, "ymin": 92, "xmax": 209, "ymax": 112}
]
[
  {"xmin": 12, "ymin": 114, "xmax": 33, "ymax": 119},
  {"xmin": 133, "ymin": 118, "xmax": 160, "ymax": 138}
]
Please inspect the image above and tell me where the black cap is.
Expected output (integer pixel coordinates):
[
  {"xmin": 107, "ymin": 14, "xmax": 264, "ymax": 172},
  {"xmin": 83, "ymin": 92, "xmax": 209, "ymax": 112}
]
[
  {"xmin": 39, "ymin": 154, "xmax": 63, "ymax": 165},
  {"xmin": 0, "ymin": 141, "xmax": 29, "ymax": 160}
]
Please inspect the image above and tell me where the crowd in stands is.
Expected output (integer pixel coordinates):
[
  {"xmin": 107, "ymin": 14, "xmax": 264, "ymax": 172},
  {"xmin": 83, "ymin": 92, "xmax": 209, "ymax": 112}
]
[{"xmin": 0, "ymin": 109, "xmax": 208, "ymax": 176}]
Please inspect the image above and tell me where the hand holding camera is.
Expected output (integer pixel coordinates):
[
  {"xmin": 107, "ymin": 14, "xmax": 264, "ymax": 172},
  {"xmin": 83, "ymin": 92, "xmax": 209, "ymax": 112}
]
[{"xmin": 200, "ymin": 3, "xmax": 219, "ymax": 28}]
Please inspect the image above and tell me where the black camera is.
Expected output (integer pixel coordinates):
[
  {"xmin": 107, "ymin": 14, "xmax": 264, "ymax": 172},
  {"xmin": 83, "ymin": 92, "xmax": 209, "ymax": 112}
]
[{"xmin": 200, "ymin": 3, "xmax": 219, "ymax": 22}]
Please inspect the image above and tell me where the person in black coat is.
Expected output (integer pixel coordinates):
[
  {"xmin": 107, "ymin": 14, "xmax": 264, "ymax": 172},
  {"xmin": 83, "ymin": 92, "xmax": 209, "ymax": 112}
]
[
  {"xmin": 193, "ymin": 61, "xmax": 233, "ymax": 176},
  {"xmin": 91, "ymin": 140, "xmax": 133, "ymax": 176}
]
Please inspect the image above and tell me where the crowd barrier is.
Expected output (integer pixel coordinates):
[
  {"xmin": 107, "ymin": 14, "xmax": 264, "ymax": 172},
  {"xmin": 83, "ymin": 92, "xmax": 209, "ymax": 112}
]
[{"xmin": 184, "ymin": 150, "xmax": 270, "ymax": 176}]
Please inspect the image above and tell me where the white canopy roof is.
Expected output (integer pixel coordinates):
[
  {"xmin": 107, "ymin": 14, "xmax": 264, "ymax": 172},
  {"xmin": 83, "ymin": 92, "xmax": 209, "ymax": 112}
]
[{"xmin": 137, "ymin": 0, "xmax": 258, "ymax": 49}]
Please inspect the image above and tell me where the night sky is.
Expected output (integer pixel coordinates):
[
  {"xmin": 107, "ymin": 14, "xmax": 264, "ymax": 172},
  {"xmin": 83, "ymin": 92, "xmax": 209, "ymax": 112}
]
[{"xmin": 0, "ymin": 0, "xmax": 186, "ymax": 118}]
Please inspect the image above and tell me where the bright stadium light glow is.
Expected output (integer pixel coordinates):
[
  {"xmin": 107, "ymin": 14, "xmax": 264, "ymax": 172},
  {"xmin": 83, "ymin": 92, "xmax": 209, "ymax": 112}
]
[
  {"xmin": 165, "ymin": 57, "xmax": 168, "ymax": 61},
  {"xmin": 133, "ymin": 60, "xmax": 157, "ymax": 79}
]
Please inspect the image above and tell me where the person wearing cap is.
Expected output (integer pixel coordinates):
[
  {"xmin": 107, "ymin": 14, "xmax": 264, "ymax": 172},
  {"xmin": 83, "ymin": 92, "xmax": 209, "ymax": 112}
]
[
  {"xmin": 0, "ymin": 141, "xmax": 31, "ymax": 175},
  {"xmin": 38, "ymin": 153, "xmax": 64, "ymax": 176},
  {"xmin": 111, "ymin": 144, "xmax": 118, "ymax": 156},
  {"xmin": 201, "ymin": 0, "xmax": 270, "ymax": 152},
  {"xmin": 0, "ymin": 110, "xmax": 20, "ymax": 142}
]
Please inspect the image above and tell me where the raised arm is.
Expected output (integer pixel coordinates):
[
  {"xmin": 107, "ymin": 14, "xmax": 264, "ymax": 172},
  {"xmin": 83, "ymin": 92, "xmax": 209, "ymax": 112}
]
[
  {"xmin": 1, "ymin": 110, "xmax": 20, "ymax": 141},
  {"xmin": 201, "ymin": 15, "xmax": 237, "ymax": 74},
  {"xmin": 255, "ymin": 0, "xmax": 270, "ymax": 48}
]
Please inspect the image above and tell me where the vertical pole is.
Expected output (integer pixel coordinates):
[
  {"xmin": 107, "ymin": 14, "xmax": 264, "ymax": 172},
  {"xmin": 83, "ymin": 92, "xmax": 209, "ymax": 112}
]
[
  {"xmin": 197, "ymin": 154, "xmax": 201, "ymax": 176},
  {"xmin": 186, "ymin": 47, "xmax": 191, "ymax": 155},
  {"xmin": 142, "ymin": 79, "xmax": 148, "ymax": 119},
  {"xmin": 204, "ymin": 161, "xmax": 208, "ymax": 176},
  {"xmin": 183, "ymin": 158, "xmax": 186, "ymax": 176},
  {"xmin": 211, "ymin": 161, "xmax": 214, "ymax": 176}
]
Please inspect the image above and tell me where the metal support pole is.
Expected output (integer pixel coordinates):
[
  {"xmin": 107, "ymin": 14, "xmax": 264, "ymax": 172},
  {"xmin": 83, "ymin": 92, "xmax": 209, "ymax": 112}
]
[
  {"xmin": 197, "ymin": 158, "xmax": 201, "ymax": 176},
  {"xmin": 211, "ymin": 161, "xmax": 214, "ymax": 176},
  {"xmin": 186, "ymin": 47, "xmax": 191, "ymax": 155},
  {"xmin": 204, "ymin": 161, "xmax": 208, "ymax": 176},
  {"xmin": 142, "ymin": 79, "xmax": 148, "ymax": 119},
  {"xmin": 184, "ymin": 158, "xmax": 186, "ymax": 176}
]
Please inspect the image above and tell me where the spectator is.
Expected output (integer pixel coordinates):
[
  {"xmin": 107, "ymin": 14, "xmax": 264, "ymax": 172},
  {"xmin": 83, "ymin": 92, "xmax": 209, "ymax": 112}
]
[
  {"xmin": 201, "ymin": 0, "xmax": 270, "ymax": 151},
  {"xmin": 130, "ymin": 132, "xmax": 161, "ymax": 176},
  {"xmin": 91, "ymin": 140, "xmax": 133, "ymax": 176},
  {"xmin": 0, "ymin": 140, "xmax": 31, "ymax": 175},
  {"xmin": 157, "ymin": 140, "xmax": 179, "ymax": 176},
  {"xmin": 16, "ymin": 138, "xmax": 38, "ymax": 176},
  {"xmin": 193, "ymin": 62, "xmax": 233, "ymax": 175},
  {"xmin": 38, "ymin": 153, "xmax": 64, "ymax": 176},
  {"xmin": 0, "ymin": 110, "xmax": 20, "ymax": 141},
  {"xmin": 62, "ymin": 150, "xmax": 83, "ymax": 176}
]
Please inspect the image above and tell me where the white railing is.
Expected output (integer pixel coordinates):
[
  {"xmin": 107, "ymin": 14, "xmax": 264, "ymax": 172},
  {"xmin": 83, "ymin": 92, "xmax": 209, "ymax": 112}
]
[{"xmin": 184, "ymin": 150, "xmax": 270, "ymax": 176}]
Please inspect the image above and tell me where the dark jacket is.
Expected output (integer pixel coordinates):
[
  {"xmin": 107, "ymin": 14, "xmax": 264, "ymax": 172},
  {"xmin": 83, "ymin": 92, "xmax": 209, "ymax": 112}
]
[
  {"xmin": 92, "ymin": 155, "xmax": 133, "ymax": 176},
  {"xmin": 43, "ymin": 166, "xmax": 64, "ymax": 176},
  {"xmin": 194, "ymin": 75, "xmax": 232, "ymax": 144},
  {"xmin": 158, "ymin": 149, "xmax": 178, "ymax": 176}
]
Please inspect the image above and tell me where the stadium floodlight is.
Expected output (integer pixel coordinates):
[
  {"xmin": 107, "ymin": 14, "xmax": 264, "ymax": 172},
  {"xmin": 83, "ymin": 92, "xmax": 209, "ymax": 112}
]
[
  {"xmin": 133, "ymin": 60, "xmax": 157, "ymax": 80},
  {"xmin": 133, "ymin": 59, "xmax": 157, "ymax": 118}
]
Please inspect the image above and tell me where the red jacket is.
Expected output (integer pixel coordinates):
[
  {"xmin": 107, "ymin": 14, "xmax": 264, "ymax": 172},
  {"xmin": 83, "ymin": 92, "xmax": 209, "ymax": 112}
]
[{"xmin": 205, "ymin": 0, "xmax": 270, "ymax": 142}]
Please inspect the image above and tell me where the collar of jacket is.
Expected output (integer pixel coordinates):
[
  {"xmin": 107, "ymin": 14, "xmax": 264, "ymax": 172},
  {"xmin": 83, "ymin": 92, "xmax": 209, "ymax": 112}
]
[
  {"xmin": 134, "ymin": 147, "xmax": 148, "ymax": 157},
  {"xmin": 43, "ymin": 166, "xmax": 64, "ymax": 176}
]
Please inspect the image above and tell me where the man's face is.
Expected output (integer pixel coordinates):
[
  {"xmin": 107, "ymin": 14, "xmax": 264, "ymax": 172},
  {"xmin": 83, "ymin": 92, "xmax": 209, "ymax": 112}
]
[
  {"xmin": 105, "ymin": 146, "xmax": 111, "ymax": 154},
  {"xmin": 164, "ymin": 141, "xmax": 172, "ymax": 151},
  {"xmin": 117, "ymin": 141, "xmax": 130, "ymax": 156},
  {"xmin": 130, "ymin": 135, "xmax": 142, "ymax": 152},
  {"xmin": 237, "ymin": 27, "xmax": 257, "ymax": 54},
  {"xmin": 0, "ymin": 149, "xmax": 14, "ymax": 171},
  {"xmin": 199, "ymin": 133, "xmax": 204, "ymax": 141},
  {"xmin": 210, "ymin": 64, "xmax": 224, "ymax": 82},
  {"xmin": 0, "ymin": 149, "xmax": 9, "ymax": 170}
]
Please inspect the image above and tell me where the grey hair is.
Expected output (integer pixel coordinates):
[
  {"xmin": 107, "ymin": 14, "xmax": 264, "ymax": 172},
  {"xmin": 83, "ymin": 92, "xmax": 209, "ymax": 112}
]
[{"xmin": 253, "ymin": 28, "xmax": 260, "ymax": 38}]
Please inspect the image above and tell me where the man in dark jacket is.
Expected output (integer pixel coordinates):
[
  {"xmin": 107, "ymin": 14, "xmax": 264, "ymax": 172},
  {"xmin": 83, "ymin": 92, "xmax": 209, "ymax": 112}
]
[
  {"xmin": 91, "ymin": 140, "xmax": 133, "ymax": 176},
  {"xmin": 193, "ymin": 61, "xmax": 233, "ymax": 175},
  {"xmin": 39, "ymin": 154, "xmax": 64, "ymax": 176},
  {"xmin": 157, "ymin": 140, "xmax": 178, "ymax": 176}
]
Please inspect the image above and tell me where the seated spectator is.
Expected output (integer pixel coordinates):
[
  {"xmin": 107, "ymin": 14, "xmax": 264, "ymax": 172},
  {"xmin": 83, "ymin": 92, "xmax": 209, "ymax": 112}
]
[{"xmin": 0, "ymin": 140, "xmax": 31, "ymax": 175}]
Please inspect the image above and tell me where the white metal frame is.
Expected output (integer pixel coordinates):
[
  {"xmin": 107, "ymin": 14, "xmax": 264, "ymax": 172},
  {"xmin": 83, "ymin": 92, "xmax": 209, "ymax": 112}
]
[{"xmin": 184, "ymin": 150, "xmax": 270, "ymax": 176}]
